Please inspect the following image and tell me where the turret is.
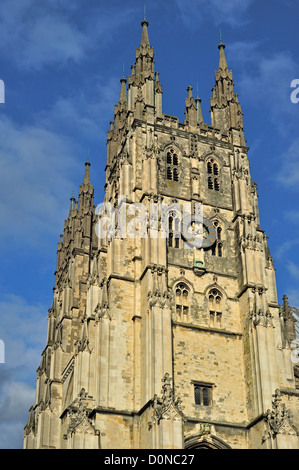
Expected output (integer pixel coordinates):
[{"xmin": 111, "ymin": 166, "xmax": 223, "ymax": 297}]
[
  {"xmin": 128, "ymin": 18, "xmax": 161, "ymax": 120},
  {"xmin": 210, "ymin": 39, "xmax": 245, "ymax": 145},
  {"xmin": 55, "ymin": 160, "xmax": 96, "ymax": 287}
]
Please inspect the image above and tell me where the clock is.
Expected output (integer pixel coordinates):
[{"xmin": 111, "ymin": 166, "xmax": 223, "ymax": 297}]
[{"xmin": 181, "ymin": 215, "xmax": 216, "ymax": 249}]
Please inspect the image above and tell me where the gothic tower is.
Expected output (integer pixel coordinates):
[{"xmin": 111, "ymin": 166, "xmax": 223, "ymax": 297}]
[{"xmin": 24, "ymin": 19, "xmax": 298, "ymax": 449}]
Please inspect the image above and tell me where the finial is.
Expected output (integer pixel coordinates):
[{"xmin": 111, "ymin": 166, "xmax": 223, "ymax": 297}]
[
  {"xmin": 218, "ymin": 27, "xmax": 225, "ymax": 49},
  {"xmin": 85, "ymin": 150, "xmax": 91, "ymax": 172},
  {"xmin": 141, "ymin": 5, "xmax": 149, "ymax": 28},
  {"xmin": 69, "ymin": 191, "xmax": 75, "ymax": 225},
  {"xmin": 122, "ymin": 63, "xmax": 125, "ymax": 79}
]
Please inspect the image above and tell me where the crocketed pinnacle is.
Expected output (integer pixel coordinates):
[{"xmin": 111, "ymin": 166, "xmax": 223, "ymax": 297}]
[
  {"xmin": 118, "ymin": 76, "xmax": 127, "ymax": 106},
  {"xmin": 218, "ymin": 41, "xmax": 228, "ymax": 71},
  {"xmin": 68, "ymin": 193, "xmax": 75, "ymax": 218},
  {"xmin": 140, "ymin": 18, "xmax": 150, "ymax": 47},
  {"xmin": 83, "ymin": 160, "xmax": 91, "ymax": 185}
]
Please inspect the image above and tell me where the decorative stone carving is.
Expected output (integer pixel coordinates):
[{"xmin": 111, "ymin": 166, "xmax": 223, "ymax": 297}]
[
  {"xmin": 152, "ymin": 373, "xmax": 184, "ymax": 424},
  {"xmin": 262, "ymin": 389, "xmax": 298, "ymax": 443},
  {"xmin": 67, "ymin": 389, "xmax": 99, "ymax": 438}
]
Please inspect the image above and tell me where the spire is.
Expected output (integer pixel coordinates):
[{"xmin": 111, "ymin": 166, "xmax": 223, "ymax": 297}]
[
  {"xmin": 282, "ymin": 295, "xmax": 293, "ymax": 321},
  {"xmin": 184, "ymin": 86, "xmax": 197, "ymax": 127},
  {"xmin": 127, "ymin": 16, "xmax": 155, "ymax": 112},
  {"xmin": 78, "ymin": 158, "xmax": 94, "ymax": 216},
  {"xmin": 68, "ymin": 193, "xmax": 75, "ymax": 218},
  {"xmin": 210, "ymin": 39, "xmax": 245, "ymax": 144},
  {"xmin": 218, "ymin": 40, "xmax": 228, "ymax": 71},
  {"xmin": 118, "ymin": 76, "xmax": 127, "ymax": 107},
  {"xmin": 195, "ymin": 83, "xmax": 202, "ymax": 119},
  {"xmin": 195, "ymin": 94, "xmax": 203, "ymax": 124},
  {"xmin": 280, "ymin": 295, "xmax": 297, "ymax": 344},
  {"xmin": 140, "ymin": 16, "xmax": 150, "ymax": 47},
  {"xmin": 83, "ymin": 159, "xmax": 91, "ymax": 185}
]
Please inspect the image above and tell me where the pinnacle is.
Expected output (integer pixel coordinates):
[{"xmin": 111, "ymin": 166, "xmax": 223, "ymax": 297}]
[
  {"xmin": 140, "ymin": 18, "xmax": 150, "ymax": 47},
  {"xmin": 218, "ymin": 41, "xmax": 228, "ymax": 71},
  {"xmin": 83, "ymin": 159, "xmax": 91, "ymax": 185},
  {"xmin": 68, "ymin": 193, "xmax": 75, "ymax": 219},
  {"xmin": 118, "ymin": 76, "xmax": 127, "ymax": 106}
]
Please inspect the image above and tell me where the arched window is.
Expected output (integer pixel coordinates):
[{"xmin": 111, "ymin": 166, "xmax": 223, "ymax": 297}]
[
  {"xmin": 208, "ymin": 288, "xmax": 222, "ymax": 328},
  {"xmin": 175, "ymin": 282, "xmax": 190, "ymax": 317},
  {"xmin": 168, "ymin": 211, "xmax": 180, "ymax": 248},
  {"xmin": 166, "ymin": 148, "xmax": 179, "ymax": 182},
  {"xmin": 211, "ymin": 221, "xmax": 223, "ymax": 257},
  {"xmin": 207, "ymin": 158, "xmax": 220, "ymax": 191}
]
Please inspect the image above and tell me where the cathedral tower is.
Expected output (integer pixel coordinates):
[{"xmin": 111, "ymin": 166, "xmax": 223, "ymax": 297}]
[{"xmin": 24, "ymin": 19, "xmax": 298, "ymax": 449}]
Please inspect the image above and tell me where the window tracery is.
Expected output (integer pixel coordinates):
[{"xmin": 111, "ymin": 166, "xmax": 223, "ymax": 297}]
[{"xmin": 208, "ymin": 288, "xmax": 223, "ymax": 328}]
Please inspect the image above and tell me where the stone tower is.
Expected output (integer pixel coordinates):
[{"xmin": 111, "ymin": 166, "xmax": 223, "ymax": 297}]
[{"xmin": 24, "ymin": 19, "xmax": 299, "ymax": 449}]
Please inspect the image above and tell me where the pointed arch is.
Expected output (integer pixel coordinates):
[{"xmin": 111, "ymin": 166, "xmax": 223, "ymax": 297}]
[
  {"xmin": 171, "ymin": 278, "xmax": 194, "ymax": 320},
  {"xmin": 164, "ymin": 144, "xmax": 182, "ymax": 183},
  {"xmin": 209, "ymin": 219, "xmax": 224, "ymax": 257},
  {"xmin": 185, "ymin": 434, "xmax": 231, "ymax": 449},
  {"xmin": 203, "ymin": 283, "xmax": 227, "ymax": 299},
  {"xmin": 203, "ymin": 152, "xmax": 224, "ymax": 166},
  {"xmin": 204, "ymin": 154, "xmax": 222, "ymax": 192},
  {"xmin": 171, "ymin": 277, "xmax": 194, "ymax": 294}
]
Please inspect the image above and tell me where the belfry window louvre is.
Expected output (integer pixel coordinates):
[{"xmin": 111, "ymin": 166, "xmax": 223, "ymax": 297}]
[
  {"xmin": 207, "ymin": 158, "xmax": 220, "ymax": 191},
  {"xmin": 168, "ymin": 211, "xmax": 181, "ymax": 248},
  {"xmin": 211, "ymin": 221, "xmax": 223, "ymax": 257},
  {"xmin": 166, "ymin": 148, "xmax": 179, "ymax": 182}
]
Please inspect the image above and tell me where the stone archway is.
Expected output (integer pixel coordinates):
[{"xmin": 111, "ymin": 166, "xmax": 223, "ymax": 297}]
[{"xmin": 185, "ymin": 434, "xmax": 231, "ymax": 449}]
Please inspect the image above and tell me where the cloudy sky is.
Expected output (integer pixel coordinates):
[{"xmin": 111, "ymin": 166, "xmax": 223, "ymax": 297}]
[{"xmin": 0, "ymin": 0, "xmax": 298, "ymax": 449}]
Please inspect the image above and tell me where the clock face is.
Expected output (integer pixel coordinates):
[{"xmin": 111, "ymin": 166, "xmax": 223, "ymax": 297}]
[
  {"xmin": 190, "ymin": 221, "xmax": 209, "ymax": 239},
  {"xmin": 181, "ymin": 216, "xmax": 216, "ymax": 249}
]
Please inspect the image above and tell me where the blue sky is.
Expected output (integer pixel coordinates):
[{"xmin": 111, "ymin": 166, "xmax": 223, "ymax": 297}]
[{"xmin": 0, "ymin": 0, "xmax": 298, "ymax": 449}]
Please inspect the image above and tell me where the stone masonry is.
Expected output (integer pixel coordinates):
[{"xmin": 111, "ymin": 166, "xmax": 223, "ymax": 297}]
[{"xmin": 24, "ymin": 19, "xmax": 299, "ymax": 449}]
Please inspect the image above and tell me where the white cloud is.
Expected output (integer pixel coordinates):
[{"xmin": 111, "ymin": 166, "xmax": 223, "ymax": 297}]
[
  {"xmin": 0, "ymin": 115, "xmax": 81, "ymax": 249},
  {"xmin": 20, "ymin": 14, "xmax": 88, "ymax": 69},
  {"xmin": 0, "ymin": 381, "xmax": 35, "ymax": 449},
  {"xmin": 227, "ymin": 41, "xmax": 299, "ymax": 191},
  {"xmin": 0, "ymin": 1, "xmax": 136, "ymax": 69},
  {"xmin": 286, "ymin": 289, "xmax": 299, "ymax": 309},
  {"xmin": 0, "ymin": 294, "xmax": 48, "ymax": 448},
  {"xmin": 274, "ymin": 237, "xmax": 299, "ymax": 260},
  {"xmin": 230, "ymin": 44, "xmax": 298, "ymax": 134},
  {"xmin": 175, "ymin": 0, "xmax": 254, "ymax": 27},
  {"xmin": 287, "ymin": 261, "xmax": 299, "ymax": 280},
  {"xmin": 0, "ymin": 0, "xmax": 86, "ymax": 68},
  {"xmin": 275, "ymin": 138, "xmax": 299, "ymax": 189},
  {"xmin": 38, "ymin": 75, "xmax": 120, "ymax": 141},
  {"xmin": 0, "ymin": 294, "xmax": 48, "ymax": 372},
  {"xmin": 285, "ymin": 210, "xmax": 299, "ymax": 223}
]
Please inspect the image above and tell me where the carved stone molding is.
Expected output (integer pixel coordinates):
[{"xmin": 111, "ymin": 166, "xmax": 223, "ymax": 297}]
[
  {"xmin": 262, "ymin": 389, "xmax": 298, "ymax": 443},
  {"xmin": 151, "ymin": 373, "xmax": 184, "ymax": 425}
]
